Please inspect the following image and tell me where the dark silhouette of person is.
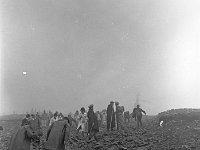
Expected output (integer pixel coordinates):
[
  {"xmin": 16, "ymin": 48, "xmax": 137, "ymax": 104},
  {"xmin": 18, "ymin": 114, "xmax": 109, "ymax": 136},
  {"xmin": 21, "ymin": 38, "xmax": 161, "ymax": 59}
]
[
  {"xmin": 87, "ymin": 104, "xmax": 99, "ymax": 142},
  {"xmin": 106, "ymin": 101, "xmax": 115, "ymax": 131},
  {"xmin": 134, "ymin": 105, "xmax": 146, "ymax": 129}
]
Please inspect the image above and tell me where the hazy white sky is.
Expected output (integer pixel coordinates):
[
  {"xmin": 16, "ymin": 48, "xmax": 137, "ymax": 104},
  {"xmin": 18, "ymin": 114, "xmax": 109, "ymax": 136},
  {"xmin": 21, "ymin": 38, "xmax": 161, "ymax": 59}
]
[{"xmin": 1, "ymin": 0, "xmax": 200, "ymax": 115}]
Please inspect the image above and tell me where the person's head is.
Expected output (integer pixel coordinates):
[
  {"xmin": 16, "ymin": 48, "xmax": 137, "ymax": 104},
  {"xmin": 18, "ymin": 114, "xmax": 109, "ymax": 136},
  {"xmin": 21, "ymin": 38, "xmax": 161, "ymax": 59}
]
[
  {"xmin": 88, "ymin": 104, "xmax": 94, "ymax": 110},
  {"xmin": 75, "ymin": 110, "xmax": 79, "ymax": 115},
  {"xmin": 110, "ymin": 101, "xmax": 114, "ymax": 106},
  {"xmin": 54, "ymin": 112, "xmax": 58, "ymax": 118},
  {"xmin": 80, "ymin": 107, "xmax": 85, "ymax": 114},
  {"xmin": 31, "ymin": 114, "xmax": 35, "ymax": 119},
  {"xmin": 137, "ymin": 104, "xmax": 140, "ymax": 108},
  {"xmin": 115, "ymin": 102, "xmax": 119, "ymax": 106},
  {"xmin": 36, "ymin": 112, "xmax": 40, "ymax": 117},
  {"xmin": 68, "ymin": 112, "xmax": 73, "ymax": 118},
  {"xmin": 67, "ymin": 114, "xmax": 71, "ymax": 118},
  {"xmin": 26, "ymin": 114, "xmax": 30, "ymax": 119}
]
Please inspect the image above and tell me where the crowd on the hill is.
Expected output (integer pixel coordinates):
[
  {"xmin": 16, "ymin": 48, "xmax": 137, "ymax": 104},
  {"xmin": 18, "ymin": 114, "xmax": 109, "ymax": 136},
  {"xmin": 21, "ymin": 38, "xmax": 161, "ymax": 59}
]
[{"xmin": 9, "ymin": 101, "xmax": 146, "ymax": 150}]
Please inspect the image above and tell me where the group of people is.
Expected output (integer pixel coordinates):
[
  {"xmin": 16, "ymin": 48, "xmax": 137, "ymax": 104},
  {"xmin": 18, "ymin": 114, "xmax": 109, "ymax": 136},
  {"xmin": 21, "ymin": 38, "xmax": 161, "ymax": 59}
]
[
  {"xmin": 107, "ymin": 101, "xmax": 146, "ymax": 132},
  {"xmin": 9, "ymin": 102, "xmax": 146, "ymax": 150}
]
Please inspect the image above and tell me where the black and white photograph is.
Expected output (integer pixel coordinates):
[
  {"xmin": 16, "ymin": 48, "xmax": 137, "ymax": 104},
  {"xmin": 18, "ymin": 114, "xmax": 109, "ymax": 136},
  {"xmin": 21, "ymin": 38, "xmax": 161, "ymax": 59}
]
[{"xmin": 1, "ymin": 0, "xmax": 200, "ymax": 149}]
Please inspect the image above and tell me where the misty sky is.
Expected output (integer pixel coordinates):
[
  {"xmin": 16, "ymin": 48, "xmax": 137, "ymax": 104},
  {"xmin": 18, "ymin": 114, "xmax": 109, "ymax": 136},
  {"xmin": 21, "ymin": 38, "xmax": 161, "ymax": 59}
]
[{"xmin": 1, "ymin": 0, "xmax": 200, "ymax": 115}]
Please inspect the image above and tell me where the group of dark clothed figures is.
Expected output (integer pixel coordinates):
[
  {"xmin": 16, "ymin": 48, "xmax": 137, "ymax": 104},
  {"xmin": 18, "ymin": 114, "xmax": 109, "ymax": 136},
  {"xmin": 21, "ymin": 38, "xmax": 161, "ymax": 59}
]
[
  {"xmin": 8, "ymin": 103, "xmax": 146, "ymax": 150},
  {"xmin": 107, "ymin": 101, "xmax": 146, "ymax": 132}
]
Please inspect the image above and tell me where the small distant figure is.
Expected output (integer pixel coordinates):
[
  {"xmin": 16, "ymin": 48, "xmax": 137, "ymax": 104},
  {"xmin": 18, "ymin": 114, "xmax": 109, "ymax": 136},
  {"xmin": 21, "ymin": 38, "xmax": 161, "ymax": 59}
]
[
  {"xmin": 133, "ymin": 105, "xmax": 146, "ymax": 129},
  {"xmin": 87, "ymin": 104, "xmax": 99, "ymax": 142},
  {"xmin": 68, "ymin": 113, "xmax": 77, "ymax": 127},
  {"xmin": 107, "ymin": 101, "xmax": 115, "ymax": 131},
  {"xmin": 36, "ymin": 112, "xmax": 40, "ymax": 118},
  {"xmin": 74, "ymin": 110, "xmax": 79, "ymax": 121},
  {"xmin": 96, "ymin": 111, "xmax": 102, "ymax": 127},
  {"xmin": 49, "ymin": 112, "xmax": 58, "ymax": 126},
  {"xmin": 101, "ymin": 110, "xmax": 107, "ymax": 126},
  {"xmin": 31, "ymin": 114, "xmax": 36, "ymax": 120},
  {"xmin": 77, "ymin": 107, "xmax": 87, "ymax": 138},
  {"xmin": 124, "ymin": 111, "xmax": 130, "ymax": 123},
  {"xmin": 21, "ymin": 114, "xmax": 31, "ymax": 126},
  {"xmin": 115, "ymin": 102, "xmax": 124, "ymax": 131},
  {"xmin": 0, "ymin": 126, "xmax": 3, "ymax": 130}
]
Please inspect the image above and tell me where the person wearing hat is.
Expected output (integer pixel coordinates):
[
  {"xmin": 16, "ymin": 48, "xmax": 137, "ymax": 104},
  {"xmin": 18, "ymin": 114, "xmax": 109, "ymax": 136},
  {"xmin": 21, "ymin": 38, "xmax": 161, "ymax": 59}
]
[
  {"xmin": 87, "ymin": 104, "xmax": 99, "ymax": 142},
  {"xmin": 106, "ymin": 101, "xmax": 115, "ymax": 131},
  {"xmin": 77, "ymin": 107, "xmax": 87, "ymax": 138}
]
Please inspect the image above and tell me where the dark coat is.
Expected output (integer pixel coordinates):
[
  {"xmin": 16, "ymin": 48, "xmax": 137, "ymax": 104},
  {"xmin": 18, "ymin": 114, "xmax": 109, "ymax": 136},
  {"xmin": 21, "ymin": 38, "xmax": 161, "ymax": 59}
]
[
  {"xmin": 45, "ymin": 120, "xmax": 70, "ymax": 150},
  {"xmin": 44, "ymin": 120, "xmax": 70, "ymax": 150},
  {"xmin": 8, "ymin": 125, "xmax": 31, "ymax": 150},
  {"xmin": 107, "ymin": 104, "xmax": 115, "ymax": 129},
  {"xmin": 107, "ymin": 104, "xmax": 114, "ymax": 119},
  {"xmin": 87, "ymin": 108, "xmax": 99, "ymax": 132}
]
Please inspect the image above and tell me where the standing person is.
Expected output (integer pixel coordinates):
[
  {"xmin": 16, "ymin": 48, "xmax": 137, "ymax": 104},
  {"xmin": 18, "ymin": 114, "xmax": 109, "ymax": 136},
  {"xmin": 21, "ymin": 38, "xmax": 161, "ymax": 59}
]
[
  {"xmin": 28, "ymin": 114, "xmax": 43, "ymax": 150},
  {"xmin": 21, "ymin": 114, "xmax": 31, "ymax": 126},
  {"xmin": 96, "ymin": 111, "xmax": 102, "ymax": 127},
  {"xmin": 106, "ymin": 101, "xmax": 115, "ymax": 131},
  {"xmin": 74, "ymin": 110, "xmax": 79, "ymax": 123},
  {"xmin": 49, "ymin": 112, "xmax": 58, "ymax": 126},
  {"xmin": 87, "ymin": 104, "xmax": 99, "ymax": 142},
  {"xmin": 124, "ymin": 111, "xmax": 130, "ymax": 123},
  {"xmin": 115, "ymin": 102, "xmax": 124, "ymax": 131},
  {"xmin": 134, "ymin": 105, "xmax": 146, "ymax": 129},
  {"xmin": 102, "ymin": 110, "xmax": 107, "ymax": 126},
  {"xmin": 77, "ymin": 107, "xmax": 87, "ymax": 138}
]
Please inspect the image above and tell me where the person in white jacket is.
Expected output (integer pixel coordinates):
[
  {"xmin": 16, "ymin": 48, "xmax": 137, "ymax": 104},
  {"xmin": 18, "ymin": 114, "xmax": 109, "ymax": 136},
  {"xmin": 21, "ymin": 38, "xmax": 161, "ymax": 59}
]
[
  {"xmin": 77, "ymin": 107, "xmax": 87, "ymax": 138},
  {"xmin": 49, "ymin": 112, "xmax": 58, "ymax": 126}
]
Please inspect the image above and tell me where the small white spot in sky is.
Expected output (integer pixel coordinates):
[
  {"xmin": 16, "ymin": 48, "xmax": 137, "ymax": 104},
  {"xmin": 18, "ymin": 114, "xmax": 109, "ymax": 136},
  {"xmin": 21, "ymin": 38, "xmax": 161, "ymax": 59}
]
[{"xmin": 23, "ymin": 72, "xmax": 27, "ymax": 75}]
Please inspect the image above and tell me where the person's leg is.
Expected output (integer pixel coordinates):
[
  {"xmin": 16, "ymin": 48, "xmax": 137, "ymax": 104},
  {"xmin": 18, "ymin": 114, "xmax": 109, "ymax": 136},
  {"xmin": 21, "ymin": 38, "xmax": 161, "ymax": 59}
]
[
  {"xmin": 120, "ymin": 115, "xmax": 124, "ymax": 131},
  {"xmin": 136, "ymin": 116, "xmax": 139, "ymax": 130},
  {"xmin": 94, "ymin": 131, "xmax": 98, "ymax": 142},
  {"xmin": 81, "ymin": 131, "xmax": 84, "ymax": 138},
  {"xmin": 116, "ymin": 118, "xmax": 119, "ymax": 131},
  {"xmin": 137, "ymin": 116, "xmax": 142, "ymax": 128},
  {"xmin": 140, "ymin": 119, "xmax": 143, "ymax": 127},
  {"xmin": 88, "ymin": 130, "xmax": 95, "ymax": 141},
  {"xmin": 107, "ymin": 116, "xmax": 111, "ymax": 131}
]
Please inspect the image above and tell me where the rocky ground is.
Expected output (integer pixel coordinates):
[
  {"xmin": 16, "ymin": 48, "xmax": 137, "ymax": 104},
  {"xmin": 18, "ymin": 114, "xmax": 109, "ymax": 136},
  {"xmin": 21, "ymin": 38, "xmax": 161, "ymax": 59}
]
[
  {"xmin": 0, "ymin": 120, "xmax": 21, "ymax": 150},
  {"xmin": 1, "ymin": 109, "xmax": 200, "ymax": 150}
]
